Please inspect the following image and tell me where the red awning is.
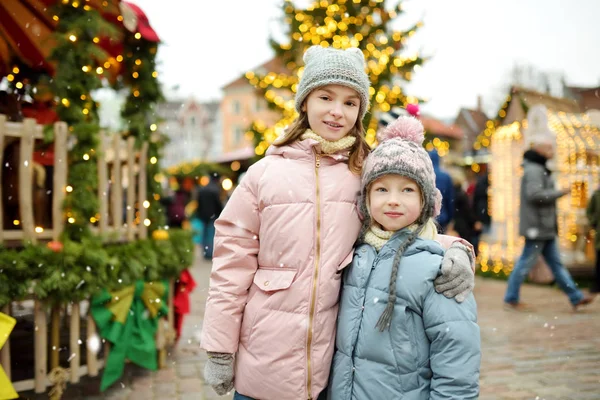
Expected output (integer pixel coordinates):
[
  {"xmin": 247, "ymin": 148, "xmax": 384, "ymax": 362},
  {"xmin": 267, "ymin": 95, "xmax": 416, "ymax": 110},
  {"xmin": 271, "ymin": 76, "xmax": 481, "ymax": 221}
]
[
  {"xmin": 0, "ymin": 0, "xmax": 158, "ymax": 80},
  {"xmin": 120, "ymin": 1, "xmax": 159, "ymax": 42}
]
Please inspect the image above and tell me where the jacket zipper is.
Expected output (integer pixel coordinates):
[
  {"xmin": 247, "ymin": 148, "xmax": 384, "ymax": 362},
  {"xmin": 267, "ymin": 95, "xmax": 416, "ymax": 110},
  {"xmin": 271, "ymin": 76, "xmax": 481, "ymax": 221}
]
[{"xmin": 306, "ymin": 152, "xmax": 321, "ymax": 399}]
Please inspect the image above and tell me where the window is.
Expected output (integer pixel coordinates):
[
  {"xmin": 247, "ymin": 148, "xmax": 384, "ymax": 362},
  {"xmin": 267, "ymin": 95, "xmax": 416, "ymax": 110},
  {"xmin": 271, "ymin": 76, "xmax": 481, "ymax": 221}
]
[
  {"xmin": 232, "ymin": 100, "xmax": 241, "ymax": 115},
  {"xmin": 234, "ymin": 126, "xmax": 243, "ymax": 144}
]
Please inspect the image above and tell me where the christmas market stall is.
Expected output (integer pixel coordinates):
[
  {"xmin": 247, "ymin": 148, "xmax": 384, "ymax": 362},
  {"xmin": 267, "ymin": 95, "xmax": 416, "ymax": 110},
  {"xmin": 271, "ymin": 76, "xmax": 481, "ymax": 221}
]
[
  {"xmin": 0, "ymin": 1, "xmax": 194, "ymax": 398},
  {"xmin": 479, "ymin": 89, "xmax": 600, "ymax": 278}
]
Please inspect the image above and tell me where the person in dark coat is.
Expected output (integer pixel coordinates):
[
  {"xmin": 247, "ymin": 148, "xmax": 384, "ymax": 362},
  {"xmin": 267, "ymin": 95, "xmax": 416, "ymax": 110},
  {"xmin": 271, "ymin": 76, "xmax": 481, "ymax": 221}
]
[
  {"xmin": 195, "ymin": 173, "xmax": 223, "ymax": 259},
  {"xmin": 428, "ymin": 149, "xmax": 454, "ymax": 232},
  {"xmin": 451, "ymin": 171, "xmax": 477, "ymax": 244},
  {"xmin": 471, "ymin": 167, "xmax": 491, "ymax": 255}
]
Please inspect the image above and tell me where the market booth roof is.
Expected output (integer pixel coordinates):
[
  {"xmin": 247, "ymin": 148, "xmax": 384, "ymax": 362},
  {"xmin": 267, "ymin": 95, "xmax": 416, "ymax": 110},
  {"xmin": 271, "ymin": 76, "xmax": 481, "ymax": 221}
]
[{"xmin": 0, "ymin": 0, "xmax": 158, "ymax": 79}]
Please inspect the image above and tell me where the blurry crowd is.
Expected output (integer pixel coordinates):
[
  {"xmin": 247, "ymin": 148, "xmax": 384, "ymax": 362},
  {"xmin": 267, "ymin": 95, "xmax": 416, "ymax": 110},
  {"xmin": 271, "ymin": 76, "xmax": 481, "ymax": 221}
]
[
  {"xmin": 162, "ymin": 173, "xmax": 233, "ymax": 260},
  {"xmin": 428, "ymin": 149, "xmax": 490, "ymax": 258}
]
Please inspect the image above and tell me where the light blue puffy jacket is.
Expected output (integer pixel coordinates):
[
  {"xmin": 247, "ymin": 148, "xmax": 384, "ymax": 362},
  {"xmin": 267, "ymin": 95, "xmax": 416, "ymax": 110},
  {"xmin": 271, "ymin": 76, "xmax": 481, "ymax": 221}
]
[{"xmin": 328, "ymin": 231, "xmax": 481, "ymax": 399}]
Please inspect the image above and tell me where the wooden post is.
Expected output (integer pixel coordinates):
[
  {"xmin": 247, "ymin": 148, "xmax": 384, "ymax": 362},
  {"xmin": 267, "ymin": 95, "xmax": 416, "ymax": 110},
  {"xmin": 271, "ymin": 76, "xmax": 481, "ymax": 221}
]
[
  {"xmin": 34, "ymin": 299, "xmax": 48, "ymax": 393},
  {"xmin": 156, "ymin": 318, "xmax": 166, "ymax": 368},
  {"xmin": 86, "ymin": 313, "xmax": 98, "ymax": 377},
  {"xmin": 97, "ymin": 131, "xmax": 109, "ymax": 236},
  {"xmin": 50, "ymin": 306, "xmax": 61, "ymax": 370},
  {"xmin": 0, "ymin": 115, "xmax": 5, "ymax": 243},
  {"xmin": 103, "ymin": 341, "xmax": 110, "ymax": 363},
  {"xmin": 111, "ymin": 135, "xmax": 123, "ymax": 237},
  {"xmin": 19, "ymin": 118, "xmax": 36, "ymax": 243},
  {"xmin": 0, "ymin": 304, "xmax": 11, "ymax": 380},
  {"xmin": 138, "ymin": 142, "xmax": 149, "ymax": 239},
  {"xmin": 126, "ymin": 137, "xmax": 135, "ymax": 241},
  {"xmin": 70, "ymin": 303, "xmax": 80, "ymax": 383},
  {"xmin": 52, "ymin": 121, "xmax": 68, "ymax": 240}
]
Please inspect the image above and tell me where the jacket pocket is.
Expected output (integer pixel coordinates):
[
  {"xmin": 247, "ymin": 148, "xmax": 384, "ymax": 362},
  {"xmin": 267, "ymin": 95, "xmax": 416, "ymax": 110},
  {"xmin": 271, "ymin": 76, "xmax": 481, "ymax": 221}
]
[{"xmin": 253, "ymin": 267, "xmax": 297, "ymax": 292}]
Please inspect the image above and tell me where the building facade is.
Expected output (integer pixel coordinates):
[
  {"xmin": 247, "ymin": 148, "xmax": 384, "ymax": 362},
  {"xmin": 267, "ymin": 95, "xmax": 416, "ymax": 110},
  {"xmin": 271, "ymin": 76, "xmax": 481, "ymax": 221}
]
[
  {"xmin": 219, "ymin": 58, "xmax": 287, "ymax": 159},
  {"xmin": 156, "ymin": 98, "xmax": 221, "ymax": 168}
]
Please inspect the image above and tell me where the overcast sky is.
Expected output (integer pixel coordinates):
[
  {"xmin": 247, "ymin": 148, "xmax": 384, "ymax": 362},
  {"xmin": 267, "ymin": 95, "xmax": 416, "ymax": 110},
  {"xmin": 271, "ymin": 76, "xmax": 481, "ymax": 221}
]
[{"xmin": 133, "ymin": 0, "xmax": 600, "ymax": 119}]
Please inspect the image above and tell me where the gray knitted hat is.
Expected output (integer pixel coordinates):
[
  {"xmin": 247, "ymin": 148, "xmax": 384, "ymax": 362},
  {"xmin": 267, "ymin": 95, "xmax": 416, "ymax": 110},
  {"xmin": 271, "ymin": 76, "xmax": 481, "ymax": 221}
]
[
  {"xmin": 358, "ymin": 116, "xmax": 442, "ymax": 239},
  {"xmin": 295, "ymin": 45, "xmax": 371, "ymax": 119}
]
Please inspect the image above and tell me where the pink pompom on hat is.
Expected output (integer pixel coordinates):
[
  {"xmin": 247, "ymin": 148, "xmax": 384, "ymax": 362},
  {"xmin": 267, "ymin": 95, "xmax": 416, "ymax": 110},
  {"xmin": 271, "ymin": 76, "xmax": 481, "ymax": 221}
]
[{"xmin": 359, "ymin": 116, "xmax": 442, "ymax": 235}]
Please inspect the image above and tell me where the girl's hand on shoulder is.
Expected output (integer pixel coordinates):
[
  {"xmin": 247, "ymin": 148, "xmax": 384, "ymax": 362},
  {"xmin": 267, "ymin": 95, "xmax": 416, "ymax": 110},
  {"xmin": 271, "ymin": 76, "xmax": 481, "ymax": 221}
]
[{"xmin": 434, "ymin": 243, "xmax": 475, "ymax": 303}]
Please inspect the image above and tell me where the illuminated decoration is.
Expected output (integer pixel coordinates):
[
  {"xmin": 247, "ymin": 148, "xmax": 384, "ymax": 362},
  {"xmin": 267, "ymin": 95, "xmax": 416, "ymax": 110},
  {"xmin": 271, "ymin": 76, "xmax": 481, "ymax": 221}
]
[
  {"xmin": 483, "ymin": 105, "xmax": 600, "ymax": 277},
  {"xmin": 245, "ymin": 0, "xmax": 425, "ymax": 156},
  {"xmin": 222, "ymin": 178, "xmax": 233, "ymax": 191}
]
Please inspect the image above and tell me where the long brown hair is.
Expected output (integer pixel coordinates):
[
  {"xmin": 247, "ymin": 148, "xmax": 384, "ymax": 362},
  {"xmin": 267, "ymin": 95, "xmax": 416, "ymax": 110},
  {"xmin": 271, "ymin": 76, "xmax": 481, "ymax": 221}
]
[{"xmin": 273, "ymin": 111, "xmax": 371, "ymax": 175}]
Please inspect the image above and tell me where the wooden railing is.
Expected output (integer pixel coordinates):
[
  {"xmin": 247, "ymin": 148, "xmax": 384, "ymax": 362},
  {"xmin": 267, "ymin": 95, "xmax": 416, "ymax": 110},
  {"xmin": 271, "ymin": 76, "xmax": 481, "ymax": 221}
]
[
  {"xmin": 0, "ymin": 115, "xmax": 68, "ymax": 244},
  {"xmin": 95, "ymin": 131, "xmax": 149, "ymax": 241},
  {"xmin": 0, "ymin": 116, "xmax": 172, "ymax": 395}
]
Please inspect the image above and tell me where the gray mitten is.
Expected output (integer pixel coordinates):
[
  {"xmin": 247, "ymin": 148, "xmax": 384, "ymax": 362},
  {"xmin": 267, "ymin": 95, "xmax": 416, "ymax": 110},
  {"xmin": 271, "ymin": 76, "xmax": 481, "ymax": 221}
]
[
  {"xmin": 434, "ymin": 243, "xmax": 475, "ymax": 303},
  {"xmin": 204, "ymin": 352, "xmax": 234, "ymax": 396}
]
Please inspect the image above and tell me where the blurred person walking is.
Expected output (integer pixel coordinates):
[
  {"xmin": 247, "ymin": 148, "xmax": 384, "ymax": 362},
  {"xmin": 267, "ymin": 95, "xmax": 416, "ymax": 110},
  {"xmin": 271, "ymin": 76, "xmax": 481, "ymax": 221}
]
[
  {"xmin": 195, "ymin": 173, "xmax": 223, "ymax": 260},
  {"xmin": 504, "ymin": 136, "xmax": 594, "ymax": 311}
]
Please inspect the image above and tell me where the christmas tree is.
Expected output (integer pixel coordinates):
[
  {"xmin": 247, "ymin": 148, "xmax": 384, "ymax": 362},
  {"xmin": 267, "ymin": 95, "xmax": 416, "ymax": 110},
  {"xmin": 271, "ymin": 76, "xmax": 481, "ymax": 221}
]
[{"xmin": 246, "ymin": 0, "xmax": 424, "ymax": 156}]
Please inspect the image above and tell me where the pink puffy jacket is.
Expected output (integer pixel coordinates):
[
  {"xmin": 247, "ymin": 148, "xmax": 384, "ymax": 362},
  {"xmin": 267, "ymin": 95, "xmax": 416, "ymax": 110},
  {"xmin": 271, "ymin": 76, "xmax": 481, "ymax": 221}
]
[{"xmin": 200, "ymin": 138, "xmax": 471, "ymax": 400}]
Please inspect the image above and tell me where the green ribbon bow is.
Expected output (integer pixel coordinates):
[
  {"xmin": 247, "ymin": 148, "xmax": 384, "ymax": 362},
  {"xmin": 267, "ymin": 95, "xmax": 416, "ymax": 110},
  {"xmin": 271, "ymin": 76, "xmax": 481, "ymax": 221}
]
[{"xmin": 91, "ymin": 280, "xmax": 168, "ymax": 391}]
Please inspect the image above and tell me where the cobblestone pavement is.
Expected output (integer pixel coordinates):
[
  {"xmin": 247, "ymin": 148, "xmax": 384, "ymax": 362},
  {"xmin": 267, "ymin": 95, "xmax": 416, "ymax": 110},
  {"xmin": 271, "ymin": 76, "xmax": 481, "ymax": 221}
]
[{"xmin": 18, "ymin": 255, "xmax": 600, "ymax": 399}]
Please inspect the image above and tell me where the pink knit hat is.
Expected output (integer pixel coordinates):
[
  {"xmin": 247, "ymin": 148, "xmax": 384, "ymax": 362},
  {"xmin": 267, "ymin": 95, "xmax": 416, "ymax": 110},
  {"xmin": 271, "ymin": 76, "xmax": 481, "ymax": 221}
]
[{"xmin": 359, "ymin": 116, "xmax": 442, "ymax": 235}]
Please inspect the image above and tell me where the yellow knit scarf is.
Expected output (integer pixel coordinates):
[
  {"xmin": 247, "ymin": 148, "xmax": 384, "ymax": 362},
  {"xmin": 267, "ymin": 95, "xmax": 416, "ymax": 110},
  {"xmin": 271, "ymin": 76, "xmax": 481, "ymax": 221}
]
[
  {"xmin": 363, "ymin": 225, "xmax": 394, "ymax": 251},
  {"xmin": 364, "ymin": 220, "xmax": 438, "ymax": 252},
  {"xmin": 300, "ymin": 129, "xmax": 356, "ymax": 154}
]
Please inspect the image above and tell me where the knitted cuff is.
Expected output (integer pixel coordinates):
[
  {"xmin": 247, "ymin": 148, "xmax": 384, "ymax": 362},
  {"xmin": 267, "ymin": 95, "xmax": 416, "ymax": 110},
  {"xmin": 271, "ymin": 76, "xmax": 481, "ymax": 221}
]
[{"xmin": 207, "ymin": 352, "xmax": 234, "ymax": 363}]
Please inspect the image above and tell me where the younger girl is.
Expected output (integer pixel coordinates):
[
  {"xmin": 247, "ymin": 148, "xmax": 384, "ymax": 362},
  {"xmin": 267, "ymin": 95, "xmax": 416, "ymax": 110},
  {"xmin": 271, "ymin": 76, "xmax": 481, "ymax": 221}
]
[
  {"xmin": 329, "ymin": 117, "xmax": 481, "ymax": 399},
  {"xmin": 200, "ymin": 45, "xmax": 475, "ymax": 400}
]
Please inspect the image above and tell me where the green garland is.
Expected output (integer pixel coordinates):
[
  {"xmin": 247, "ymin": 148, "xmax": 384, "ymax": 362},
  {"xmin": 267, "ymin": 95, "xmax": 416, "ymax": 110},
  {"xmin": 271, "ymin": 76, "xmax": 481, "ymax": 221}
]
[{"xmin": 0, "ymin": 229, "xmax": 193, "ymax": 307}]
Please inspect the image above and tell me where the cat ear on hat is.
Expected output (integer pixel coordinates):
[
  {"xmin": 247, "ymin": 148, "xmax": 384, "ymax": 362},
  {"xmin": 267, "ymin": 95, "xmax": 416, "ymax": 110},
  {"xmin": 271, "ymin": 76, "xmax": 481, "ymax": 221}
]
[
  {"xmin": 303, "ymin": 45, "xmax": 326, "ymax": 63},
  {"xmin": 345, "ymin": 47, "xmax": 366, "ymax": 67}
]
